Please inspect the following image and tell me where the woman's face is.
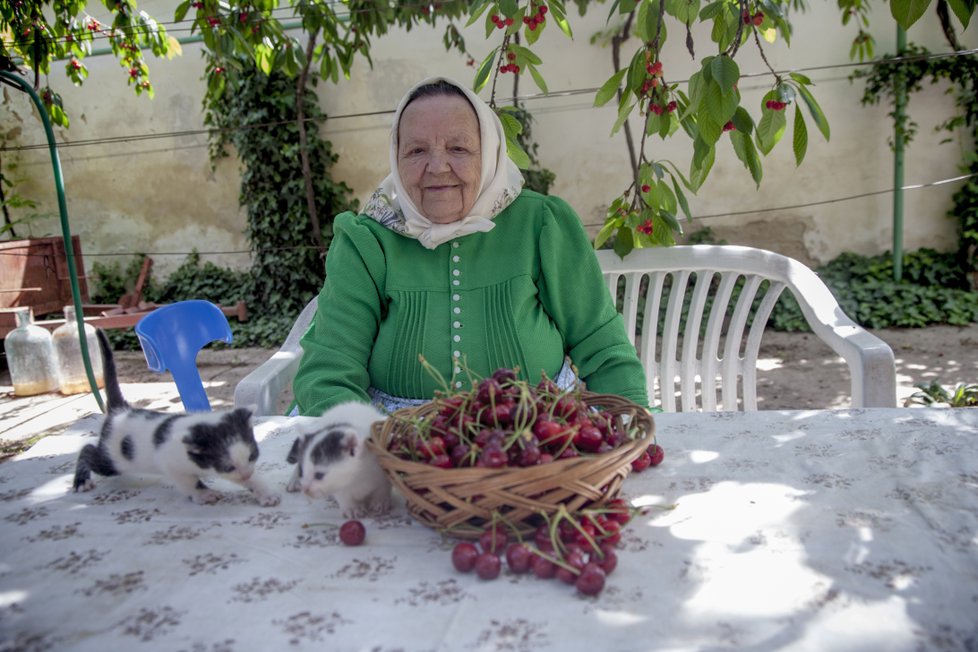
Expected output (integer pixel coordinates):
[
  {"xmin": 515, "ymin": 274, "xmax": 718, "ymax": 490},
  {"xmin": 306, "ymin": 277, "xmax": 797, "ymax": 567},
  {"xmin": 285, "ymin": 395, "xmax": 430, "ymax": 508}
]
[{"xmin": 397, "ymin": 94, "xmax": 482, "ymax": 224}]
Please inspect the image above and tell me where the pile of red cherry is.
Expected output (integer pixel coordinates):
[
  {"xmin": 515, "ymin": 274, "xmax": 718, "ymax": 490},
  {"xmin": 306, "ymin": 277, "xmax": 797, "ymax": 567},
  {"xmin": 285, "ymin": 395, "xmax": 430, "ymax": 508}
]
[
  {"xmin": 450, "ymin": 498, "xmax": 637, "ymax": 596},
  {"xmin": 388, "ymin": 367, "xmax": 660, "ymax": 470},
  {"xmin": 382, "ymin": 367, "xmax": 664, "ymax": 596}
]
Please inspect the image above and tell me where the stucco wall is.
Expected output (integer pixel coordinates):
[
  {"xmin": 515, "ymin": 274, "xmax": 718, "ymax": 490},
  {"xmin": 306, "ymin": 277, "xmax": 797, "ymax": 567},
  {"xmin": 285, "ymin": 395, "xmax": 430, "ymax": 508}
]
[{"xmin": 3, "ymin": 0, "xmax": 975, "ymax": 281}]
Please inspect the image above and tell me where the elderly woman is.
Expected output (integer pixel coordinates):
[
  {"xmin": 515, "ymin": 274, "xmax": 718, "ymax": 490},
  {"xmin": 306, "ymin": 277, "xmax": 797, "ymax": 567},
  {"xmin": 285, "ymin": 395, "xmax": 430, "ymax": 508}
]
[{"xmin": 293, "ymin": 76, "xmax": 648, "ymax": 415}]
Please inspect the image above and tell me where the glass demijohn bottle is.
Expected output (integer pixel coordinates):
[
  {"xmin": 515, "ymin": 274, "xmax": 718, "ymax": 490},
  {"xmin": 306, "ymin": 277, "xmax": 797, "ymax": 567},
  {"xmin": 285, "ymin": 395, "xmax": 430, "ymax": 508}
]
[
  {"xmin": 3, "ymin": 307, "xmax": 59, "ymax": 396},
  {"xmin": 51, "ymin": 304, "xmax": 104, "ymax": 395}
]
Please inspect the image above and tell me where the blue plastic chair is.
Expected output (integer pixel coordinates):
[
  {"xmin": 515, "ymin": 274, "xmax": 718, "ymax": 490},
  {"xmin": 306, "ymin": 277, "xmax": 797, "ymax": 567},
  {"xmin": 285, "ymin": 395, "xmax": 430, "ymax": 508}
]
[{"xmin": 134, "ymin": 300, "xmax": 233, "ymax": 412}]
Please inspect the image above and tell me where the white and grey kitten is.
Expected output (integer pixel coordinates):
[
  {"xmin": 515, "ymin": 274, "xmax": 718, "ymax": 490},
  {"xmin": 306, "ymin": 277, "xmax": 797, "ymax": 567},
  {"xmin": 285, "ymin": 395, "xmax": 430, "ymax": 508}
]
[
  {"xmin": 286, "ymin": 401, "xmax": 392, "ymax": 518},
  {"xmin": 72, "ymin": 329, "xmax": 280, "ymax": 506}
]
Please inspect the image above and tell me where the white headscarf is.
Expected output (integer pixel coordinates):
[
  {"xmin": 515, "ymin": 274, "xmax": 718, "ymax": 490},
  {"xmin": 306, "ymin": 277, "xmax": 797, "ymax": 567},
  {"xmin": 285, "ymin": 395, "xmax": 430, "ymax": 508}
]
[{"xmin": 361, "ymin": 76, "xmax": 525, "ymax": 249}]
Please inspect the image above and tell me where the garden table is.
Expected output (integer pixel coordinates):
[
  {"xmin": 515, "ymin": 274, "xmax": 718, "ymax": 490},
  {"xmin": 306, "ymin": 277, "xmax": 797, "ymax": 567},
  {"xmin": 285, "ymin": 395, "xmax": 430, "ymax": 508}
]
[{"xmin": 2, "ymin": 407, "xmax": 976, "ymax": 651}]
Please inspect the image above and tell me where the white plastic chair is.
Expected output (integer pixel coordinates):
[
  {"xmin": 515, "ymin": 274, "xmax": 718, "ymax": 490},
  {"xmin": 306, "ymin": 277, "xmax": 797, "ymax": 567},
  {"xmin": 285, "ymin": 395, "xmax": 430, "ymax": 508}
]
[
  {"xmin": 597, "ymin": 245, "xmax": 895, "ymax": 411},
  {"xmin": 233, "ymin": 298, "xmax": 317, "ymax": 416},
  {"xmin": 234, "ymin": 244, "xmax": 896, "ymax": 415}
]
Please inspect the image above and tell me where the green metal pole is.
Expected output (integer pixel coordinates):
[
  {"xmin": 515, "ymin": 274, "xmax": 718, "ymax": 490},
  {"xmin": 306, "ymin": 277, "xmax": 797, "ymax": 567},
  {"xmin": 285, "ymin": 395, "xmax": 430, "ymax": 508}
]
[
  {"xmin": 892, "ymin": 26, "xmax": 907, "ymax": 282},
  {"xmin": 0, "ymin": 71, "xmax": 105, "ymax": 413}
]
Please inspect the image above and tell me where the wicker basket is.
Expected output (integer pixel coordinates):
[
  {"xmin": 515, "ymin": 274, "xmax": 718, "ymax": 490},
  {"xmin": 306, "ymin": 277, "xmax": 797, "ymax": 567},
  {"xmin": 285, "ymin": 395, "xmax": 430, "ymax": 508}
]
[{"xmin": 366, "ymin": 392, "xmax": 655, "ymax": 539}]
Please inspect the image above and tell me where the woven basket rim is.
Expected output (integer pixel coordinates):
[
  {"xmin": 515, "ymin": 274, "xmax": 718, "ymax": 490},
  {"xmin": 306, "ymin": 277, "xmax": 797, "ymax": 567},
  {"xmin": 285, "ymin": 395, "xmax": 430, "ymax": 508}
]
[{"xmin": 366, "ymin": 391, "xmax": 654, "ymax": 464}]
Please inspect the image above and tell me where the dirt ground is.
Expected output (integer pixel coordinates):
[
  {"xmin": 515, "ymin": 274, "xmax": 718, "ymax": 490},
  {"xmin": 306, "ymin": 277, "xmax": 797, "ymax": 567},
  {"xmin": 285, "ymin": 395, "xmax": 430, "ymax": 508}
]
[
  {"xmin": 111, "ymin": 324, "xmax": 978, "ymax": 409},
  {"xmin": 753, "ymin": 323, "xmax": 977, "ymax": 409},
  {"xmin": 2, "ymin": 323, "xmax": 977, "ymax": 453}
]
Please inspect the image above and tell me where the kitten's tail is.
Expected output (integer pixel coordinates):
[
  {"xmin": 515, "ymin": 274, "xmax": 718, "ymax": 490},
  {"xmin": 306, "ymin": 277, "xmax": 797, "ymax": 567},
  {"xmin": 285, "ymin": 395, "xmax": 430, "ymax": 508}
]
[{"xmin": 96, "ymin": 328, "xmax": 128, "ymax": 411}]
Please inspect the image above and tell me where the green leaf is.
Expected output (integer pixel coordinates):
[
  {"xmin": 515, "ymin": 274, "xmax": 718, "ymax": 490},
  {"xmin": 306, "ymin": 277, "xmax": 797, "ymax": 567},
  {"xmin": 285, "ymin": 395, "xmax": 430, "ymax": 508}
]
[
  {"xmin": 625, "ymin": 46, "xmax": 648, "ymax": 98},
  {"xmin": 756, "ymin": 103, "xmax": 786, "ymax": 155},
  {"xmin": 527, "ymin": 64, "xmax": 548, "ymax": 95},
  {"xmin": 703, "ymin": 79, "xmax": 738, "ymax": 127},
  {"xmin": 666, "ymin": 0, "xmax": 701, "ymax": 23},
  {"xmin": 682, "ymin": 70, "xmax": 705, "ymax": 118},
  {"xmin": 614, "ymin": 226, "xmax": 635, "ymax": 258},
  {"xmin": 473, "ymin": 48, "xmax": 498, "ymax": 93},
  {"xmin": 710, "ymin": 3, "xmax": 738, "ymax": 51},
  {"xmin": 50, "ymin": 103, "xmax": 69, "ymax": 127},
  {"xmin": 671, "ymin": 177, "xmax": 692, "ymax": 220},
  {"xmin": 777, "ymin": 84, "xmax": 796, "ymax": 104},
  {"xmin": 730, "ymin": 130, "xmax": 762, "ymax": 186},
  {"xmin": 660, "ymin": 110, "xmax": 679, "ymax": 138},
  {"xmin": 662, "ymin": 160, "xmax": 693, "ymax": 191},
  {"xmin": 792, "ymin": 106, "xmax": 808, "ymax": 166},
  {"xmin": 466, "ymin": 0, "xmax": 493, "ymax": 26},
  {"xmin": 696, "ymin": 111, "xmax": 722, "ymax": 145},
  {"xmin": 947, "ymin": 0, "xmax": 975, "ymax": 28},
  {"xmin": 689, "ymin": 136, "xmax": 715, "ymax": 191},
  {"xmin": 174, "ymin": 0, "xmax": 191, "ymax": 22},
  {"xmin": 611, "ymin": 93, "xmax": 637, "ymax": 136},
  {"xmin": 482, "ymin": 10, "xmax": 497, "ymax": 38},
  {"xmin": 660, "ymin": 209, "xmax": 682, "ymax": 234},
  {"xmin": 646, "ymin": 111, "xmax": 663, "ymax": 136},
  {"xmin": 514, "ymin": 45, "xmax": 543, "ymax": 65},
  {"xmin": 549, "ymin": 0, "xmax": 574, "ymax": 38},
  {"xmin": 658, "ymin": 179, "xmax": 677, "ymax": 214},
  {"xmin": 506, "ymin": 137, "xmax": 531, "ymax": 168},
  {"xmin": 710, "ymin": 55, "xmax": 739, "ymax": 94},
  {"xmin": 594, "ymin": 69, "xmax": 627, "ymax": 107},
  {"xmin": 788, "ymin": 71, "xmax": 813, "ymax": 85},
  {"xmin": 635, "ymin": 0, "xmax": 652, "ymax": 41},
  {"xmin": 795, "ymin": 83, "xmax": 830, "ymax": 141},
  {"xmin": 498, "ymin": 109, "xmax": 524, "ymax": 136},
  {"xmin": 499, "ymin": 0, "xmax": 520, "ymax": 15},
  {"xmin": 525, "ymin": 10, "xmax": 543, "ymax": 46},
  {"xmin": 890, "ymin": 0, "xmax": 931, "ymax": 28},
  {"xmin": 647, "ymin": 176, "xmax": 664, "ymax": 207},
  {"xmin": 731, "ymin": 105, "xmax": 754, "ymax": 134},
  {"xmin": 594, "ymin": 219, "xmax": 617, "ymax": 249},
  {"xmin": 255, "ymin": 44, "xmax": 273, "ymax": 75},
  {"xmin": 699, "ymin": 1, "xmax": 724, "ymax": 19}
]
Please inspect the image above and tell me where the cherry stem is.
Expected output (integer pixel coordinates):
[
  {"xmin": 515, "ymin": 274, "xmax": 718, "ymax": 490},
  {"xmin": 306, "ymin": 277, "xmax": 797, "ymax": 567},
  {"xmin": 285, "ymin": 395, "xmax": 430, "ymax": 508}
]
[
  {"xmin": 418, "ymin": 354, "xmax": 451, "ymax": 394},
  {"xmin": 558, "ymin": 504, "xmax": 602, "ymax": 554},
  {"xmin": 752, "ymin": 27, "xmax": 781, "ymax": 83}
]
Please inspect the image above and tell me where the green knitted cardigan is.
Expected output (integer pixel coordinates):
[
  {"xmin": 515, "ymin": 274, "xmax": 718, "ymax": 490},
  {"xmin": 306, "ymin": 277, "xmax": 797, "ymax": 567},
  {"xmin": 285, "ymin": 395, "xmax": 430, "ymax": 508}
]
[{"xmin": 293, "ymin": 189, "xmax": 649, "ymax": 415}]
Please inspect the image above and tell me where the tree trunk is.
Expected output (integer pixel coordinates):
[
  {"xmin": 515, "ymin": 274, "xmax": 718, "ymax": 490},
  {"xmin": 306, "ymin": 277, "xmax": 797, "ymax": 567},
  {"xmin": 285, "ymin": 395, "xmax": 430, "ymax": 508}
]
[
  {"xmin": 612, "ymin": 13, "xmax": 639, "ymax": 181},
  {"xmin": 296, "ymin": 29, "xmax": 325, "ymax": 253}
]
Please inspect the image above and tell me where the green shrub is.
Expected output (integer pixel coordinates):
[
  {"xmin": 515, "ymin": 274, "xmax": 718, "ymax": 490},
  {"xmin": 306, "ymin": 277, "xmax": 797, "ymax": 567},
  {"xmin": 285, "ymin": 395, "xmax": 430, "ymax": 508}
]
[{"xmin": 771, "ymin": 248, "xmax": 978, "ymax": 331}]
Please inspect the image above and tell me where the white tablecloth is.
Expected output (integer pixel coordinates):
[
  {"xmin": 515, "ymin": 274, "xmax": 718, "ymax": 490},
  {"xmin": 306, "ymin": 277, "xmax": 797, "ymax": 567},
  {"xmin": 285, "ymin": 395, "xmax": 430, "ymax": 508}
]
[{"xmin": 2, "ymin": 408, "xmax": 977, "ymax": 651}]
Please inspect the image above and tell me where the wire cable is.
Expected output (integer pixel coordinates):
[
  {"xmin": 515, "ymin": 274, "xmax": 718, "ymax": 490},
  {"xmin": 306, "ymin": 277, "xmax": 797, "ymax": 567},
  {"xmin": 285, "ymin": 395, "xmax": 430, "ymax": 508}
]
[
  {"xmin": 4, "ymin": 46, "xmax": 976, "ymax": 154},
  {"xmin": 2, "ymin": 172, "xmax": 971, "ymax": 259},
  {"xmin": 582, "ymin": 171, "xmax": 978, "ymax": 227}
]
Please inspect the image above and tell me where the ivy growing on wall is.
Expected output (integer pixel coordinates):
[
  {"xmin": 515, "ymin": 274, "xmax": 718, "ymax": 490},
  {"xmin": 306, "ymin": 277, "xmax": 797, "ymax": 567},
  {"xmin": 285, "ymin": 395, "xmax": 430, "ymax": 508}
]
[{"xmin": 203, "ymin": 62, "xmax": 357, "ymax": 317}]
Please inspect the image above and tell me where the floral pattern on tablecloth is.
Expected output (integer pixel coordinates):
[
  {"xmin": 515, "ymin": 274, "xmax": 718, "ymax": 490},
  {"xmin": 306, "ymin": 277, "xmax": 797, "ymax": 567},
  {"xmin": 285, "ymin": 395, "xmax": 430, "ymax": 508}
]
[{"xmin": 1, "ymin": 409, "xmax": 977, "ymax": 651}]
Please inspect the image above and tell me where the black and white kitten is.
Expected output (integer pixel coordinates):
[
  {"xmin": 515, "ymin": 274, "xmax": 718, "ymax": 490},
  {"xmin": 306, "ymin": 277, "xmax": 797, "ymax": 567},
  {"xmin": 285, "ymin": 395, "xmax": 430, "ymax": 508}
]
[
  {"xmin": 71, "ymin": 329, "xmax": 280, "ymax": 506},
  {"xmin": 286, "ymin": 401, "xmax": 392, "ymax": 518}
]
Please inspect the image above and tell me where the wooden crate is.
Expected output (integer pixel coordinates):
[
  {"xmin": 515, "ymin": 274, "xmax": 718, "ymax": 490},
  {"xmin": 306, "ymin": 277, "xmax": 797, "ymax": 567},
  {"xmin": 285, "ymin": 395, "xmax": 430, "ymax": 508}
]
[{"xmin": 0, "ymin": 236, "xmax": 89, "ymax": 316}]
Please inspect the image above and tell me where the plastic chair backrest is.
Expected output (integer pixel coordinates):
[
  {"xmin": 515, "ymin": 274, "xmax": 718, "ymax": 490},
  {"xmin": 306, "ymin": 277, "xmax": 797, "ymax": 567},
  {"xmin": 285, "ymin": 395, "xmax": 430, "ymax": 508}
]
[
  {"xmin": 233, "ymin": 298, "xmax": 317, "ymax": 416},
  {"xmin": 596, "ymin": 245, "xmax": 896, "ymax": 411},
  {"xmin": 135, "ymin": 300, "xmax": 233, "ymax": 412}
]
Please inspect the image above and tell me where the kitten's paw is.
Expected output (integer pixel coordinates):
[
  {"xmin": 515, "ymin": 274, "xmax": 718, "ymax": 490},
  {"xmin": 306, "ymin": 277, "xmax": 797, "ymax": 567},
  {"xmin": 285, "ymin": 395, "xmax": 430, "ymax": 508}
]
[
  {"xmin": 73, "ymin": 479, "xmax": 96, "ymax": 493},
  {"xmin": 370, "ymin": 499, "xmax": 392, "ymax": 516},
  {"xmin": 257, "ymin": 492, "xmax": 282, "ymax": 507},
  {"xmin": 341, "ymin": 507, "xmax": 364, "ymax": 519},
  {"xmin": 193, "ymin": 489, "xmax": 222, "ymax": 505},
  {"xmin": 285, "ymin": 479, "xmax": 301, "ymax": 493}
]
